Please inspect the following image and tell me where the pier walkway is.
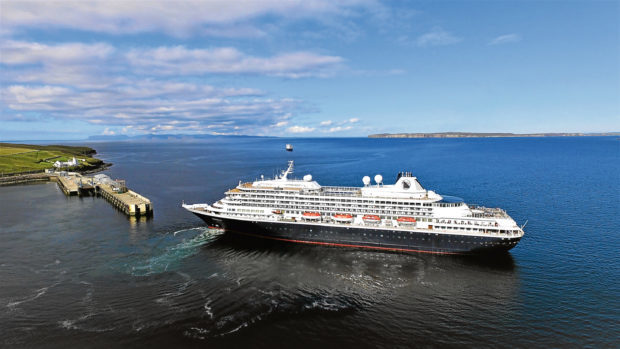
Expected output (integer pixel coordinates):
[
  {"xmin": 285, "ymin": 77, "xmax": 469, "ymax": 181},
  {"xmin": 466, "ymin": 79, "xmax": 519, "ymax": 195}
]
[
  {"xmin": 50, "ymin": 172, "xmax": 153, "ymax": 217},
  {"xmin": 54, "ymin": 174, "xmax": 79, "ymax": 195},
  {"xmin": 97, "ymin": 182, "xmax": 153, "ymax": 216}
]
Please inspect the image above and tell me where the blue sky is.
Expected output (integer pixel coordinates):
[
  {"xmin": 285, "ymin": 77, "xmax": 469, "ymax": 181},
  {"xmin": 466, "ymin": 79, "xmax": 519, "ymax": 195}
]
[{"xmin": 1, "ymin": 0, "xmax": 618, "ymax": 140}]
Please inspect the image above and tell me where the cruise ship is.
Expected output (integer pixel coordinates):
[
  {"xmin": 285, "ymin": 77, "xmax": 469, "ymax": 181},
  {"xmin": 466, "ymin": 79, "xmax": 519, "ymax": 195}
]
[{"xmin": 183, "ymin": 161, "xmax": 524, "ymax": 254}]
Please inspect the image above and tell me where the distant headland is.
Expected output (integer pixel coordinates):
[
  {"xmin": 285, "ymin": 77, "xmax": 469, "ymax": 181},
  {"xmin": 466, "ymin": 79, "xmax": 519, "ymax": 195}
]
[
  {"xmin": 0, "ymin": 143, "xmax": 109, "ymax": 185},
  {"xmin": 368, "ymin": 132, "xmax": 619, "ymax": 138}
]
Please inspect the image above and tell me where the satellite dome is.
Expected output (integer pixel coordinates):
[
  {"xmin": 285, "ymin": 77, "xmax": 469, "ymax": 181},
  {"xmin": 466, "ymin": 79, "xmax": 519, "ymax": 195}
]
[
  {"xmin": 362, "ymin": 176, "xmax": 371, "ymax": 186},
  {"xmin": 374, "ymin": 174, "xmax": 383, "ymax": 185},
  {"xmin": 303, "ymin": 174, "xmax": 312, "ymax": 182}
]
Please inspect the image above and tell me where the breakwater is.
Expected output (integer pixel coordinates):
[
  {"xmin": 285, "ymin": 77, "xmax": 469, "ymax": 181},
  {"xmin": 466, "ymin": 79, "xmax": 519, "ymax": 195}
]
[
  {"xmin": 0, "ymin": 172, "xmax": 50, "ymax": 186},
  {"xmin": 1, "ymin": 171, "xmax": 153, "ymax": 217}
]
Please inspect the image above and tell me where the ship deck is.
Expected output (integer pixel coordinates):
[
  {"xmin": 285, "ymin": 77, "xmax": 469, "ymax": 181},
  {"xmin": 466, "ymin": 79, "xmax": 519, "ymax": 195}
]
[
  {"xmin": 237, "ymin": 182, "xmax": 443, "ymax": 200},
  {"xmin": 184, "ymin": 204, "xmax": 521, "ymax": 238}
]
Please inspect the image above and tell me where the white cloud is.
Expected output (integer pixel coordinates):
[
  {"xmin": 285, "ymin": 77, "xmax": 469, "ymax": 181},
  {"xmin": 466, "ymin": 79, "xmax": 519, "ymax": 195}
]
[
  {"xmin": 2, "ymin": 40, "xmax": 343, "ymax": 80},
  {"xmin": 317, "ymin": 118, "xmax": 359, "ymax": 131},
  {"xmin": 202, "ymin": 25, "xmax": 267, "ymax": 38},
  {"xmin": 102, "ymin": 127, "xmax": 115, "ymax": 135},
  {"xmin": 416, "ymin": 27, "xmax": 461, "ymax": 47},
  {"xmin": 1, "ymin": 40, "xmax": 114, "ymax": 65},
  {"xmin": 126, "ymin": 46, "xmax": 343, "ymax": 78},
  {"xmin": 287, "ymin": 126, "xmax": 315, "ymax": 133},
  {"xmin": 1, "ymin": 0, "xmax": 377, "ymax": 38},
  {"xmin": 6, "ymin": 85, "xmax": 71, "ymax": 105},
  {"xmin": 489, "ymin": 34, "xmax": 521, "ymax": 45},
  {"xmin": 1, "ymin": 83, "xmax": 301, "ymax": 135},
  {"xmin": 327, "ymin": 126, "xmax": 353, "ymax": 132},
  {"xmin": 1, "ymin": 40, "xmax": 121, "ymax": 88},
  {"xmin": 0, "ymin": 39, "xmax": 343, "ymax": 135},
  {"xmin": 1, "ymin": 0, "xmax": 381, "ymax": 136}
]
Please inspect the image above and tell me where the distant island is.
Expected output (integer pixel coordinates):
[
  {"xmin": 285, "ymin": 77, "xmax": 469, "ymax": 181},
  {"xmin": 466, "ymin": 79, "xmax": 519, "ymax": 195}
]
[{"xmin": 368, "ymin": 132, "xmax": 620, "ymax": 138}]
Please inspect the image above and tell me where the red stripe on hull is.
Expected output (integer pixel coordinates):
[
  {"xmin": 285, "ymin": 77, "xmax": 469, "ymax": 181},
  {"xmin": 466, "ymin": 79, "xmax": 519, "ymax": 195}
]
[{"xmin": 228, "ymin": 229, "xmax": 462, "ymax": 255}]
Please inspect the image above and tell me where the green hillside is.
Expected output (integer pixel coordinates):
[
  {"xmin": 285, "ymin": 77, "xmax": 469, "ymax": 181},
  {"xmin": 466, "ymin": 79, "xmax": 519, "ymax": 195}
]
[{"xmin": 0, "ymin": 143, "xmax": 104, "ymax": 175}]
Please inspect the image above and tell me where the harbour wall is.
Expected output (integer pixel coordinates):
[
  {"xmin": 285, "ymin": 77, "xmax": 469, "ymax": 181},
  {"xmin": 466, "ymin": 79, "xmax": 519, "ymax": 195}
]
[{"xmin": 1, "ymin": 172, "xmax": 153, "ymax": 217}]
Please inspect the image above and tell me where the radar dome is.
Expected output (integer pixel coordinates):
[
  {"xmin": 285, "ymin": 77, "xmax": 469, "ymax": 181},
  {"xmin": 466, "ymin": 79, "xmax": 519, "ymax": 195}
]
[
  {"xmin": 303, "ymin": 174, "xmax": 312, "ymax": 182},
  {"xmin": 374, "ymin": 174, "xmax": 383, "ymax": 184},
  {"xmin": 362, "ymin": 176, "xmax": 371, "ymax": 186}
]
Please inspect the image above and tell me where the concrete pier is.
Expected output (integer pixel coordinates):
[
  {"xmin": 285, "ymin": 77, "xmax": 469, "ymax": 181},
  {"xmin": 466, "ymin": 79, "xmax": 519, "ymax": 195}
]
[
  {"xmin": 54, "ymin": 174, "xmax": 79, "ymax": 195},
  {"xmin": 97, "ymin": 183, "xmax": 153, "ymax": 216},
  {"xmin": 51, "ymin": 172, "xmax": 153, "ymax": 217}
]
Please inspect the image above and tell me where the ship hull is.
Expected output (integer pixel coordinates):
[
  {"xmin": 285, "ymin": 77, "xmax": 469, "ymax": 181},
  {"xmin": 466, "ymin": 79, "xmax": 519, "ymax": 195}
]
[{"xmin": 191, "ymin": 212, "xmax": 520, "ymax": 255}]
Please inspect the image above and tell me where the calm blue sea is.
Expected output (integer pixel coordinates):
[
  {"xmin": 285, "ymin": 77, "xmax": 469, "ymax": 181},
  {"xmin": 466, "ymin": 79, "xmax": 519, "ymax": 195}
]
[{"xmin": 0, "ymin": 136, "xmax": 618, "ymax": 348}]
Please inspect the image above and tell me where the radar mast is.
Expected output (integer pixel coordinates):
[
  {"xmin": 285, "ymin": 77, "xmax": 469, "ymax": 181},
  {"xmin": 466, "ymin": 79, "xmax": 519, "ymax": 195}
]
[{"xmin": 280, "ymin": 160, "xmax": 294, "ymax": 179}]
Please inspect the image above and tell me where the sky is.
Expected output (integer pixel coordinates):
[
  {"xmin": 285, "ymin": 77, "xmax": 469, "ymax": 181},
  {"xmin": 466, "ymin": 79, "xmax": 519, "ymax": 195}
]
[{"xmin": 1, "ymin": 0, "xmax": 619, "ymax": 140}]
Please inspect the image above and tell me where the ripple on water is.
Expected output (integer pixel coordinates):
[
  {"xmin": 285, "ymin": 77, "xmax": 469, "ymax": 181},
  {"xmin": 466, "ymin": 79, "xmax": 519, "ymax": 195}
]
[
  {"xmin": 6, "ymin": 280, "xmax": 63, "ymax": 311},
  {"xmin": 2, "ymin": 138, "xmax": 618, "ymax": 348},
  {"xmin": 58, "ymin": 312, "xmax": 117, "ymax": 333},
  {"xmin": 120, "ymin": 227, "xmax": 223, "ymax": 276},
  {"xmin": 179, "ymin": 282, "xmax": 366, "ymax": 341}
]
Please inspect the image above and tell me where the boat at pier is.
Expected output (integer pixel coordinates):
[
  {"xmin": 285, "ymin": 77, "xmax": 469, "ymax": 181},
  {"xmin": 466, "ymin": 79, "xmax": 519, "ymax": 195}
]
[{"xmin": 183, "ymin": 161, "xmax": 524, "ymax": 254}]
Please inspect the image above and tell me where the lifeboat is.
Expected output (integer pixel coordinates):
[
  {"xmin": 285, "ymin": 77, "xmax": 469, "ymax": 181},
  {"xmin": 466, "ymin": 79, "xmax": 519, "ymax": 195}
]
[
  {"xmin": 362, "ymin": 215, "xmax": 381, "ymax": 223},
  {"xmin": 302, "ymin": 212, "xmax": 321, "ymax": 220},
  {"xmin": 397, "ymin": 217, "xmax": 416, "ymax": 225},
  {"xmin": 272, "ymin": 210, "xmax": 283, "ymax": 214},
  {"xmin": 333, "ymin": 213, "xmax": 353, "ymax": 223}
]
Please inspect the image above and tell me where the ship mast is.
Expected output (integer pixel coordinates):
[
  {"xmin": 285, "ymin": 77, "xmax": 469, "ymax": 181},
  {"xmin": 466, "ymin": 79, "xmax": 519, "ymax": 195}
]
[{"xmin": 280, "ymin": 160, "xmax": 294, "ymax": 179}]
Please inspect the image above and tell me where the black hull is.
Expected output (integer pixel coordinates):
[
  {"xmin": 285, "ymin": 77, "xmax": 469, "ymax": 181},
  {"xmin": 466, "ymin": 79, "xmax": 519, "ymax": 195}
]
[{"xmin": 192, "ymin": 212, "xmax": 521, "ymax": 255}]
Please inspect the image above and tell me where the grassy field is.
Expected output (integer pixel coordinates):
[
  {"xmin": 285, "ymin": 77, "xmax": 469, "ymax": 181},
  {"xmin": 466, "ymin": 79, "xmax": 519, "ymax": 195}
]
[
  {"xmin": 0, "ymin": 143, "xmax": 104, "ymax": 175},
  {"xmin": 0, "ymin": 146, "xmax": 38, "ymax": 156}
]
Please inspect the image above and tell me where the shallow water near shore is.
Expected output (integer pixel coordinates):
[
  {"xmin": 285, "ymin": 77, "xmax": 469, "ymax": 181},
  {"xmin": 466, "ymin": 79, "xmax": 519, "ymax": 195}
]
[{"xmin": 0, "ymin": 137, "xmax": 618, "ymax": 348}]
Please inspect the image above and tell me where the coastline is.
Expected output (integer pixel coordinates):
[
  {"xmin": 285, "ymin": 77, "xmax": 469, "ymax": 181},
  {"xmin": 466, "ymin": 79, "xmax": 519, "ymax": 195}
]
[
  {"xmin": 0, "ymin": 163, "xmax": 112, "ymax": 186},
  {"xmin": 0, "ymin": 143, "xmax": 110, "ymax": 186},
  {"xmin": 368, "ymin": 132, "xmax": 620, "ymax": 138}
]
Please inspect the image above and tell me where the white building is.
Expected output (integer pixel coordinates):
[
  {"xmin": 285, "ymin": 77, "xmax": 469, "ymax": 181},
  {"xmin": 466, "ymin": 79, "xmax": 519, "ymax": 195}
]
[{"xmin": 54, "ymin": 157, "xmax": 79, "ymax": 168}]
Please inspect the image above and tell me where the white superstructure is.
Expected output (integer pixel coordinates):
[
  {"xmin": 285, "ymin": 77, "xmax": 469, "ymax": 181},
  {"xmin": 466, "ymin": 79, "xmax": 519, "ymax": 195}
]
[{"xmin": 184, "ymin": 161, "xmax": 524, "ymax": 239}]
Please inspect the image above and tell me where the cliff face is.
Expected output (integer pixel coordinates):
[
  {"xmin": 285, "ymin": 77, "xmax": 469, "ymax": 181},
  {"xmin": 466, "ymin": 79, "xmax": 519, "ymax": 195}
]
[{"xmin": 368, "ymin": 132, "xmax": 618, "ymax": 138}]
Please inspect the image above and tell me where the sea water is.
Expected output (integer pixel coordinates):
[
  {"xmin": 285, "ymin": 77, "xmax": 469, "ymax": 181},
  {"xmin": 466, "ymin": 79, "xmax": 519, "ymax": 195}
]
[{"xmin": 0, "ymin": 136, "xmax": 618, "ymax": 347}]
